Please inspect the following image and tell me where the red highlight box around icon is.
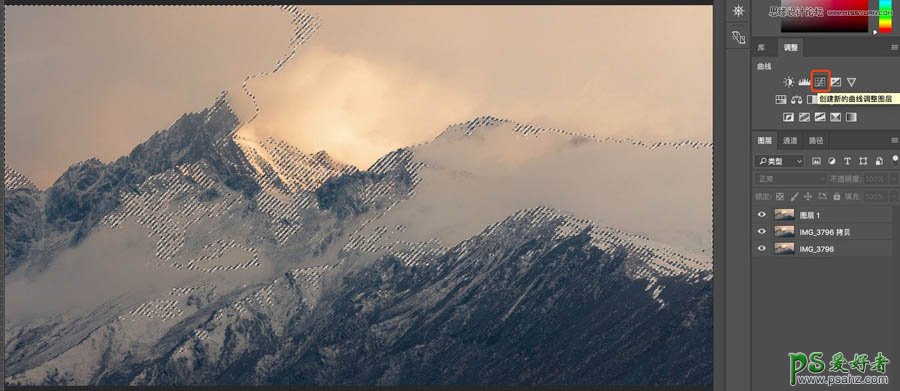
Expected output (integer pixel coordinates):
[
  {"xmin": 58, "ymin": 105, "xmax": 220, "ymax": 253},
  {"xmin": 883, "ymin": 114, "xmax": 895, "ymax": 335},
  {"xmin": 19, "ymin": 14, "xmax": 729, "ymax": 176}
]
[{"xmin": 810, "ymin": 69, "xmax": 832, "ymax": 93}]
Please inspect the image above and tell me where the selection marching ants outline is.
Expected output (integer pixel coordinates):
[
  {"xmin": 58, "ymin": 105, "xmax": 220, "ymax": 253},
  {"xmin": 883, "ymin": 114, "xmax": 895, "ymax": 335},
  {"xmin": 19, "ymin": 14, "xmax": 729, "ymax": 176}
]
[
  {"xmin": 4, "ymin": 167, "xmax": 38, "ymax": 192},
  {"xmin": 444, "ymin": 115, "xmax": 713, "ymax": 150},
  {"xmin": 475, "ymin": 206, "xmax": 711, "ymax": 309},
  {"xmin": 240, "ymin": 6, "xmax": 320, "ymax": 124}
]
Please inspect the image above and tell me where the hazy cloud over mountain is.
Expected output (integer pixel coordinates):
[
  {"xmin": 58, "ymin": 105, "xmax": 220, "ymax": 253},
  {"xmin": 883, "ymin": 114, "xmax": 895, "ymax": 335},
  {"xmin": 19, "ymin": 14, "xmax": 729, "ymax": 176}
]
[{"xmin": 6, "ymin": 6, "xmax": 710, "ymax": 183}]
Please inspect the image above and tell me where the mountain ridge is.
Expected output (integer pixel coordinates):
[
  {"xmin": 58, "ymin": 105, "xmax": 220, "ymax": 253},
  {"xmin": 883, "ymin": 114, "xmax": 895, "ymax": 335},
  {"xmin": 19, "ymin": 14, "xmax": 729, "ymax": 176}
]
[
  {"xmin": 4, "ymin": 95, "xmax": 253, "ymax": 275},
  {"xmin": 5, "ymin": 95, "xmax": 712, "ymax": 387},
  {"xmin": 6, "ymin": 96, "xmax": 712, "ymax": 276},
  {"xmin": 5, "ymin": 206, "xmax": 711, "ymax": 386},
  {"xmin": 433, "ymin": 115, "xmax": 712, "ymax": 150}
]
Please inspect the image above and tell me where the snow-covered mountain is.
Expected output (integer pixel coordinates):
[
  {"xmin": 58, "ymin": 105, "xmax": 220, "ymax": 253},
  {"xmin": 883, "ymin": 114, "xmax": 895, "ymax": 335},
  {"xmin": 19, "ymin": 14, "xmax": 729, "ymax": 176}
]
[{"xmin": 4, "ymin": 96, "xmax": 712, "ymax": 386}]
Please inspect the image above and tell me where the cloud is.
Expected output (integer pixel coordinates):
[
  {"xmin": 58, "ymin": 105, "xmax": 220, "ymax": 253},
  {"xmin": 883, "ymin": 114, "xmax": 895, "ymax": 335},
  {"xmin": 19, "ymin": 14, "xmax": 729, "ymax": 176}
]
[
  {"xmin": 240, "ymin": 6, "xmax": 711, "ymax": 169},
  {"xmin": 240, "ymin": 46, "xmax": 480, "ymax": 169}
]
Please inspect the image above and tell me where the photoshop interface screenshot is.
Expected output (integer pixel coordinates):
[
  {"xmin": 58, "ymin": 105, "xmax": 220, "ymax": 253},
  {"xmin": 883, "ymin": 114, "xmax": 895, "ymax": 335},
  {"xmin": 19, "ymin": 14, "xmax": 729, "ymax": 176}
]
[{"xmin": 0, "ymin": 0, "xmax": 895, "ymax": 390}]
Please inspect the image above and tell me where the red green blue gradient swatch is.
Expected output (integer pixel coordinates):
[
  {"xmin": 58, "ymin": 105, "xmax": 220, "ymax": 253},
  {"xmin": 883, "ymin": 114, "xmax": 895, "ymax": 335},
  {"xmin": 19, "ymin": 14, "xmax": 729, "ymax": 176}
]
[
  {"xmin": 781, "ymin": 0, "xmax": 870, "ymax": 32},
  {"xmin": 880, "ymin": 0, "xmax": 893, "ymax": 33}
]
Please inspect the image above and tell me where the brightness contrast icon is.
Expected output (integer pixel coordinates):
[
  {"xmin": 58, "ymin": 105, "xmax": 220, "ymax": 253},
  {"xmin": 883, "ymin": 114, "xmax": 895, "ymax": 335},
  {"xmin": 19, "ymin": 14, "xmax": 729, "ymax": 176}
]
[{"xmin": 733, "ymin": 5, "xmax": 746, "ymax": 18}]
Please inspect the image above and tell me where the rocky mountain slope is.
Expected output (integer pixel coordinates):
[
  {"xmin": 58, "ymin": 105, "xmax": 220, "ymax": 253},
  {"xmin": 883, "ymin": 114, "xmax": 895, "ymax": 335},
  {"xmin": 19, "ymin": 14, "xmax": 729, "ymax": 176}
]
[{"xmin": 5, "ymin": 97, "xmax": 712, "ymax": 386}]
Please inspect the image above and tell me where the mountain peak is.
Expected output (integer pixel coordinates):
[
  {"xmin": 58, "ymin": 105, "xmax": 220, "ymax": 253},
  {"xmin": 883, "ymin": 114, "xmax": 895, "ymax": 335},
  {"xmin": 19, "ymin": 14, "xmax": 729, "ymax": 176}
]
[
  {"xmin": 233, "ymin": 135, "xmax": 358, "ymax": 194},
  {"xmin": 6, "ymin": 95, "xmax": 254, "ymax": 274},
  {"xmin": 436, "ymin": 115, "xmax": 511, "ymax": 140},
  {"xmin": 311, "ymin": 149, "xmax": 333, "ymax": 161},
  {"xmin": 125, "ymin": 96, "xmax": 240, "ymax": 169}
]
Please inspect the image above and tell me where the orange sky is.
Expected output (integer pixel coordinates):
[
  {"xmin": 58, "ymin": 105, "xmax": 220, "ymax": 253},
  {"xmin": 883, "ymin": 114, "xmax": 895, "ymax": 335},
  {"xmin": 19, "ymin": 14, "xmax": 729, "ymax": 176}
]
[{"xmin": 5, "ymin": 6, "xmax": 711, "ymax": 186}]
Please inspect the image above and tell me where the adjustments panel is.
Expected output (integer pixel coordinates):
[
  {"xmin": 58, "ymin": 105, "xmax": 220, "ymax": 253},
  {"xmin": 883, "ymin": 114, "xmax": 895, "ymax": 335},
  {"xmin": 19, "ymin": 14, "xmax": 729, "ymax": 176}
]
[{"xmin": 725, "ymin": 0, "xmax": 898, "ymax": 388}]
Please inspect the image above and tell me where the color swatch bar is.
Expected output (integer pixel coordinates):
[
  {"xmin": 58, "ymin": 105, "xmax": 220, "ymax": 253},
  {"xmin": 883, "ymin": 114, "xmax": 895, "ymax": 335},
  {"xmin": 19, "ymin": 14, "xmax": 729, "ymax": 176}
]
[
  {"xmin": 880, "ymin": 0, "xmax": 893, "ymax": 33},
  {"xmin": 781, "ymin": 0, "xmax": 870, "ymax": 32}
]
